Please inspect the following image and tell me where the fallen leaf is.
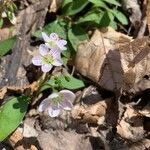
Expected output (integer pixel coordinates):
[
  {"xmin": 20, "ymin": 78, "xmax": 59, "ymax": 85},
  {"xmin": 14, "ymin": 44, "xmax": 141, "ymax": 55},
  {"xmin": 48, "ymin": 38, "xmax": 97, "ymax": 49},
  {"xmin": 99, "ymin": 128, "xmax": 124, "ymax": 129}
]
[
  {"xmin": 9, "ymin": 128, "xmax": 38, "ymax": 150},
  {"xmin": 147, "ymin": 0, "xmax": 150, "ymax": 33},
  {"xmin": 128, "ymin": 138, "xmax": 150, "ymax": 150},
  {"xmin": 75, "ymin": 27, "xmax": 150, "ymax": 91},
  {"xmin": 0, "ymin": 81, "xmax": 38, "ymax": 99},
  {"xmin": 0, "ymin": 27, "xmax": 16, "ymax": 41},
  {"xmin": 117, "ymin": 107, "xmax": 145, "ymax": 141},
  {"xmin": 49, "ymin": 0, "xmax": 63, "ymax": 12},
  {"xmin": 72, "ymin": 98, "xmax": 113, "ymax": 124}
]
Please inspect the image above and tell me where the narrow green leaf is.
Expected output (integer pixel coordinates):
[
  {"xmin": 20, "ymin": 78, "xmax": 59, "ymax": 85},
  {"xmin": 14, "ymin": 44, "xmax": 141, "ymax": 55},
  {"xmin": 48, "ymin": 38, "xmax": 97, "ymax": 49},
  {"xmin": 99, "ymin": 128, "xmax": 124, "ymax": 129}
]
[
  {"xmin": 99, "ymin": 11, "xmax": 111, "ymax": 27},
  {"xmin": 0, "ymin": 18, "xmax": 3, "ymax": 28},
  {"xmin": 0, "ymin": 36, "xmax": 16, "ymax": 57},
  {"xmin": 63, "ymin": 0, "xmax": 89, "ymax": 15},
  {"xmin": 59, "ymin": 75, "xmax": 85, "ymax": 90},
  {"xmin": 62, "ymin": 0, "xmax": 73, "ymax": 8},
  {"xmin": 0, "ymin": 96, "xmax": 30, "ymax": 141},
  {"xmin": 88, "ymin": 0, "xmax": 108, "ymax": 8},
  {"xmin": 78, "ymin": 11, "xmax": 103, "ymax": 24},
  {"xmin": 41, "ymin": 75, "xmax": 85, "ymax": 91},
  {"xmin": 33, "ymin": 21, "xmax": 66, "ymax": 39},
  {"xmin": 110, "ymin": 20, "xmax": 117, "ymax": 29},
  {"xmin": 111, "ymin": 9, "xmax": 128, "ymax": 25},
  {"xmin": 102, "ymin": 0, "xmax": 121, "ymax": 6},
  {"xmin": 68, "ymin": 26, "xmax": 89, "ymax": 51}
]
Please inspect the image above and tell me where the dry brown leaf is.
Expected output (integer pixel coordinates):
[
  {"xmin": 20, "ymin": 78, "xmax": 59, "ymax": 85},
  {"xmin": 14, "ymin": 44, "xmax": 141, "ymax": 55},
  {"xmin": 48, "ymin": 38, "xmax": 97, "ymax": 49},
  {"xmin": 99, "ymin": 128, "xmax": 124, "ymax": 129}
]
[
  {"xmin": 75, "ymin": 28, "xmax": 129, "ymax": 91},
  {"xmin": 0, "ymin": 27, "xmax": 16, "ymax": 41},
  {"xmin": 75, "ymin": 27, "xmax": 150, "ymax": 91},
  {"xmin": 49, "ymin": 0, "xmax": 63, "ymax": 12},
  {"xmin": 128, "ymin": 138, "xmax": 150, "ymax": 150},
  {"xmin": 0, "ymin": 81, "xmax": 38, "ymax": 99},
  {"xmin": 72, "ymin": 98, "xmax": 112, "ymax": 124},
  {"xmin": 117, "ymin": 107, "xmax": 145, "ymax": 141},
  {"xmin": 147, "ymin": 0, "xmax": 150, "ymax": 33},
  {"xmin": 138, "ymin": 102, "xmax": 150, "ymax": 117},
  {"xmin": 9, "ymin": 128, "xmax": 38, "ymax": 150}
]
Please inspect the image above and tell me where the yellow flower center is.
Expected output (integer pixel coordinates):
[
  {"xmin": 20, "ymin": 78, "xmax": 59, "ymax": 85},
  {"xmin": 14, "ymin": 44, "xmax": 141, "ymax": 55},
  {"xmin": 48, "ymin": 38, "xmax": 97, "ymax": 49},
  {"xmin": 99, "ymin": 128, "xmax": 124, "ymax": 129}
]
[{"xmin": 42, "ymin": 54, "xmax": 54, "ymax": 64}]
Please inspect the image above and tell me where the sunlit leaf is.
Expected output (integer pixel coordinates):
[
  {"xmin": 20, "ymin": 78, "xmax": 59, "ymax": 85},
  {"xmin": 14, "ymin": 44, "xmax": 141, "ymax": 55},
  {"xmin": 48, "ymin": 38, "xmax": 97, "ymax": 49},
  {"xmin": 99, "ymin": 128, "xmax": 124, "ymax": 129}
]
[
  {"xmin": 88, "ymin": 0, "xmax": 108, "ymax": 8},
  {"xmin": 33, "ymin": 21, "xmax": 67, "ymax": 39},
  {"xmin": 102, "ymin": 0, "xmax": 121, "ymax": 6},
  {"xmin": 0, "ymin": 36, "xmax": 16, "ymax": 57},
  {"xmin": 40, "ymin": 75, "xmax": 85, "ymax": 91},
  {"xmin": 111, "ymin": 9, "xmax": 128, "ymax": 25},
  {"xmin": 63, "ymin": 0, "xmax": 89, "ymax": 15},
  {"xmin": 0, "ymin": 96, "xmax": 30, "ymax": 141},
  {"xmin": 68, "ymin": 26, "xmax": 89, "ymax": 51}
]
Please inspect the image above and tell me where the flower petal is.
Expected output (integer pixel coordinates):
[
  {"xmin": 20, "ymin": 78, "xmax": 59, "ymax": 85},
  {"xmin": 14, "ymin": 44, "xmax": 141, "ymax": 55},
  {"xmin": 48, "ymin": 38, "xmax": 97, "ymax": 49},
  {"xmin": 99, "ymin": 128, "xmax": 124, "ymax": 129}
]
[
  {"xmin": 41, "ymin": 64, "xmax": 52, "ymax": 73},
  {"xmin": 38, "ymin": 98, "xmax": 50, "ymax": 112},
  {"xmin": 59, "ymin": 90, "xmax": 76, "ymax": 102},
  {"xmin": 48, "ymin": 107, "xmax": 60, "ymax": 117},
  {"xmin": 57, "ymin": 40, "xmax": 67, "ymax": 50},
  {"xmin": 49, "ymin": 33, "xmax": 59, "ymax": 40},
  {"xmin": 49, "ymin": 49, "xmax": 61, "ymax": 59},
  {"xmin": 59, "ymin": 39, "xmax": 67, "ymax": 45},
  {"xmin": 32, "ymin": 56, "xmax": 42, "ymax": 66},
  {"xmin": 60, "ymin": 100, "xmax": 73, "ymax": 110},
  {"xmin": 42, "ymin": 32, "xmax": 51, "ymax": 42},
  {"xmin": 48, "ymin": 92, "xmax": 59, "ymax": 99},
  {"xmin": 39, "ymin": 44, "xmax": 49, "ymax": 56},
  {"xmin": 53, "ymin": 59, "xmax": 63, "ymax": 66}
]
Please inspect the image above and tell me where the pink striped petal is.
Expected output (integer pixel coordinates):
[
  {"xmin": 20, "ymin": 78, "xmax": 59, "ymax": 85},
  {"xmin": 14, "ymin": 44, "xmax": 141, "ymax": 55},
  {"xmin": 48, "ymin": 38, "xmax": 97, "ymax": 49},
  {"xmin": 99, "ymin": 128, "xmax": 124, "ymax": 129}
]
[
  {"xmin": 42, "ymin": 32, "xmax": 51, "ymax": 42},
  {"xmin": 41, "ymin": 64, "xmax": 52, "ymax": 72},
  {"xmin": 38, "ymin": 98, "xmax": 50, "ymax": 112},
  {"xmin": 48, "ymin": 107, "xmax": 60, "ymax": 117},
  {"xmin": 39, "ymin": 44, "xmax": 49, "ymax": 56},
  {"xmin": 32, "ymin": 56, "xmax": 42, "ymax": 66},
  {"xmin": 53, "ymin": 59, "xmax": 63, "ymax": 66},
  {"xmin": 49, "ymin": 33, "xmax": 59, "ymax": 40},
  {"xmin": 57, "ymin": 40, "xmax": 67, "ymax": 50},
  {"xmin": 49, "ymin": 49, "xmax": 60, "ymax": 58},
  {"xmin": 60, "ymin": 100, "xmax": 73, "ymax": 110},
  {"xmin": 59, "ymin": 90, "xmax": 76, "ymax": 102}
]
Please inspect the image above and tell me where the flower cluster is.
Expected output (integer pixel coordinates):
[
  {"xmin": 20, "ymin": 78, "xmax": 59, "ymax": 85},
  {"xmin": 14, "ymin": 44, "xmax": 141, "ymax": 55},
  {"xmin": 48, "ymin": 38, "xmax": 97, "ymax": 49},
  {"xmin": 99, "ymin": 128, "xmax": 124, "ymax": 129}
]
[
  {"xmin": 38, "ymin": 90, "xmax": 76, "ymax": 117},
  {"xmin": 32, "ymin": 32, "xmax": 75, "ymax": 117},
  {"xmin": 32, "ymin": 32, "xmax": 67, "ymax": 73}
]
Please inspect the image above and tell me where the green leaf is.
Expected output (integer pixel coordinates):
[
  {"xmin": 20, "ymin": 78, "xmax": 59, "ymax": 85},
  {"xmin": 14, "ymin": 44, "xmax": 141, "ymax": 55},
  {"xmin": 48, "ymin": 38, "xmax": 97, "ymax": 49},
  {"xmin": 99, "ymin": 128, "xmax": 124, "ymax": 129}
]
[
  {"xmin": 100, "ymin": 11, "xmax": 112, "ymax": 27},
  {"xmin": 78, "ymin": 11, "xmax": 103, "ymax": 24},
  {"xmin": 33, "ymin": 21, "xmax": 66, "ymax": 39},
  {"xmin": 0, "ymin": 18, "xmax": 3, "ymax": 28},
  {"xmin": 0, "ymin": 36, "xmax": 16, "ymax": 57},
  {"xmin": 41, "ymin": 75, "xmax": 85, "ymax": 91},
  {"xmin": 68, "ymin": 26, "xmax": 89, "ymax": 51},
  {"xmin": 102, "ymin": 0, "xmax": 121, "ymax": 6},
  {"xmin": 62, "ymin": 0, "xmax": 73, "ymax": 8},
  {"xmin": 110, "ymin": 20, "xmax": 117, "ymax": 29},
  {"xmin": 88, "ymin": 0, "xmax": 108, "ymax": 8},
  {"xmin": 0, "ymin": 96, "xmax": 30, "ymax": 141},
  {"xmin": 63, "ymin": 0, "xmax": 89, "ymax": 15},
  {"xmin": 59, "ymin": 75, "xmax": 85, "ymax": 89},
  {"xmin": 111, "ymin": 9, "xmax": 128, "ymax": 25}
]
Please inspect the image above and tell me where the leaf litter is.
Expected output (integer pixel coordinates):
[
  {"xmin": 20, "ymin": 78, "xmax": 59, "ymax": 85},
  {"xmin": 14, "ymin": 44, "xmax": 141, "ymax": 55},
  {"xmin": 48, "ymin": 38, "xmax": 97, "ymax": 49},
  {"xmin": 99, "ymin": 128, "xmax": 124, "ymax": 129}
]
[{"xmin": 0, "ymin": 1, "xmax": 150, "ymax": 150}]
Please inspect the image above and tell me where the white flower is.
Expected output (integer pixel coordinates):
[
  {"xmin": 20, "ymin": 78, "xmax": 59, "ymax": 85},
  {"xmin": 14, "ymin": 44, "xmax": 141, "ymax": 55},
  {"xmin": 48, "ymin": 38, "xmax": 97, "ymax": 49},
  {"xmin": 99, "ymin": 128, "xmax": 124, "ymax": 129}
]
[
  {"xmin": 42, "ymin": 32, "xmax": 67, "ymax": 51},
  {"xmin": 38, "ymin": 90, "xmax": 76, "ymax": 117},
  {"xmin": 32, "ymin": 44, "xmax": 63, "ymax": 73}
]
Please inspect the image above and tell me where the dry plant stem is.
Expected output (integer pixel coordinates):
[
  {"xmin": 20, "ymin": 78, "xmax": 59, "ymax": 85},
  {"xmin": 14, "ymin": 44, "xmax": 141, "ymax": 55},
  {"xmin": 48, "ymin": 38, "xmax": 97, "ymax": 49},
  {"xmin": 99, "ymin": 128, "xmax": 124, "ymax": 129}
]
[{"xmin": 31, "ymin": 73, "xmax": 51, "ymax": 105}]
